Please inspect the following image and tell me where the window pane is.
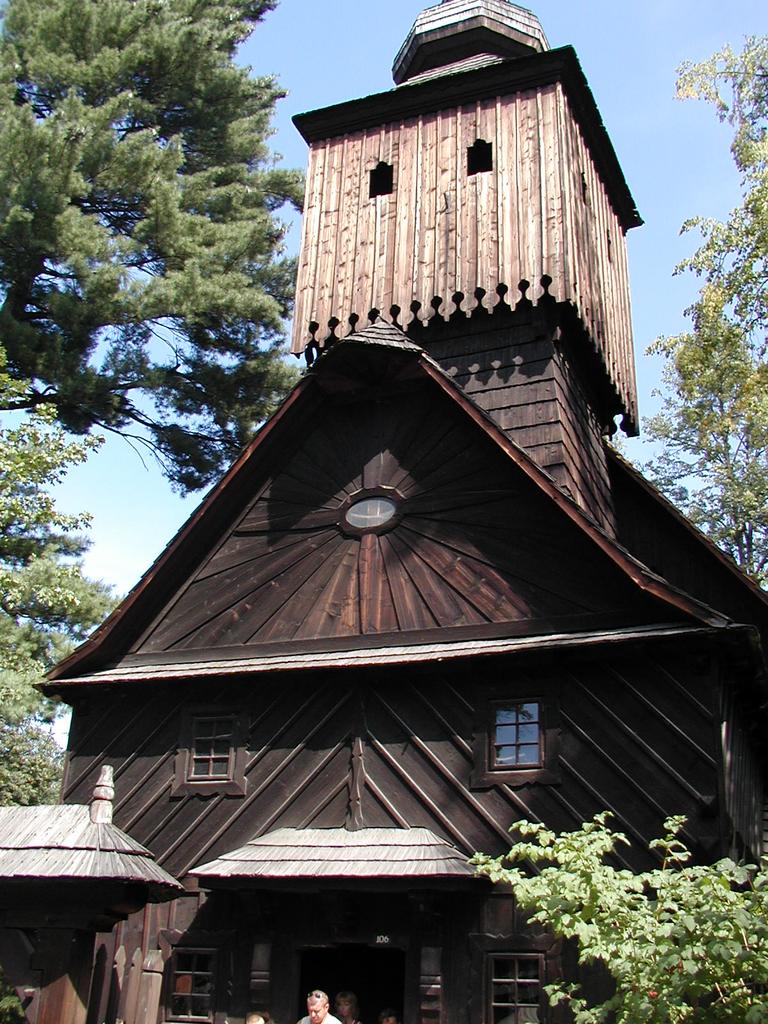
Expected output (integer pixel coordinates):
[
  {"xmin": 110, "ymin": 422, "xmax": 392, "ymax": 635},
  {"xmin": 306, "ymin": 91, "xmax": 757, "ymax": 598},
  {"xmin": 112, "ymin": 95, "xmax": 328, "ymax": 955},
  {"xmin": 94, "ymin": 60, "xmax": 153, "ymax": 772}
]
[
  {"xmin": 345, "ymin": 496, "xmax": 397, "ymax": 529},
  {"xmin": 496, "ymin": 724, "xmax": 519, "ymax": 744},
  {"xmin": 518, "ymin": 724, "xmax": 538, "ymax": 743},
  {"xmin": 188, "ymin": 716, "xmax": 235, "ymax": 783},
  {"xmin": 495, "ymin": 745, "xmax": 519, "ymax": 765},
  {"xmin": 171, "ymin": 949, "xmax": 216, "ymax": 1021},
  {"xmin": 492, "ymin": 959, "xmax": 515, "ymax": 980},
  {"xmin": 489, "ymin": 955, "xmax": 540, "ymax": 1024},
  {"xmin": 496, "ymin": 707, "xmax": 519, "ymax": 725},
  {"xmin": 493, "ymin": 702, "xmax": 541, "ymax": 769},
  {"xmin": 492, "ymin": 981, "xmax": 515, "ymax": 1002}
]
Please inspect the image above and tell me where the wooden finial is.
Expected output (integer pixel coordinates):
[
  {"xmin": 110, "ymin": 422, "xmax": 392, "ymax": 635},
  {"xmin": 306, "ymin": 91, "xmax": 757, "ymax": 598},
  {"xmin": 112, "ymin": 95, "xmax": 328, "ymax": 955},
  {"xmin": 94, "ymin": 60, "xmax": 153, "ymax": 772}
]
[{"xmin": 90, "ymin": 764, "xmax": 114, "ymax": 824}]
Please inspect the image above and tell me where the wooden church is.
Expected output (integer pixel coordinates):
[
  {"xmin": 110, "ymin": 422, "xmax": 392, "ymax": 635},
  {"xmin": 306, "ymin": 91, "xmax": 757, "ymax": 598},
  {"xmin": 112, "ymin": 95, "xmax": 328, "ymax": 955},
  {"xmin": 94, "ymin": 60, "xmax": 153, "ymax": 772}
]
[{"xmin": 16, "ymin": 0, "xmax": 768, "ymax": 1021}]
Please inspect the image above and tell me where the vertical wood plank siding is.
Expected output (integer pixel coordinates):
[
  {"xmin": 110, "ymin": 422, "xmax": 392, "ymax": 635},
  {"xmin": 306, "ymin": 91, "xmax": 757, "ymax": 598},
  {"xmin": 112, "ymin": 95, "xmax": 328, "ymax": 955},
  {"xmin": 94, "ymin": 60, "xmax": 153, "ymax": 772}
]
[
  {"xmin": 721, "ymin": 687, "xmax": 764, "ymax": 858},
  {"xmin": 291, "ymin": 83, "xmax": 637, "ymax": 426}
]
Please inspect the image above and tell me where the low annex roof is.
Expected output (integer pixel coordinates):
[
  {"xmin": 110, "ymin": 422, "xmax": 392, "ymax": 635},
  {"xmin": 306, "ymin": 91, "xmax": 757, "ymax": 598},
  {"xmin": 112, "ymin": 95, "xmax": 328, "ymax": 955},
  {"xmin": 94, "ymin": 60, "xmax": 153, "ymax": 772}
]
[
  {"xmin": 192, "ymin": 827, "xmax": 475, "ymax": 881},
  {"xmin": 0, "ymin": 768, "xmax": 181, "ymax": 898}
]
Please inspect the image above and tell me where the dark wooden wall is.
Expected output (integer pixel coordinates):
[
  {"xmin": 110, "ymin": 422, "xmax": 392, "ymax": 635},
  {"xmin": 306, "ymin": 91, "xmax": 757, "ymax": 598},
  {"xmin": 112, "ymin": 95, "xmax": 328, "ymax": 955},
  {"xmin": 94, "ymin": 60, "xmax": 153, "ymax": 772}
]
[
  {"xmin": 426, "ymin": 309, "xmax": 616, "ymax": 531},
  {"xmin": 63, "ymin": 645, "xmax": 726, "ymax": 882},
  {"xmin": 720, "ymin": 686, "xmax": 765, "ymax": 858},
  {"xmin": 63, "ymin": 638, "xmax": 755, "ymax": 1024}
]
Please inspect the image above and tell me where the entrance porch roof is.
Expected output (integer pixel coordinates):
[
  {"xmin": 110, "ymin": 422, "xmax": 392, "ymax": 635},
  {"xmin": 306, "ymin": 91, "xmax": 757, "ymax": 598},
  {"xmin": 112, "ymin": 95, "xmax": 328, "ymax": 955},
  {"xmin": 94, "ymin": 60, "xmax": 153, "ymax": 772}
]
[{"xmin": 192, "ymin": 827, "xmax": 475, "ymax": 882}]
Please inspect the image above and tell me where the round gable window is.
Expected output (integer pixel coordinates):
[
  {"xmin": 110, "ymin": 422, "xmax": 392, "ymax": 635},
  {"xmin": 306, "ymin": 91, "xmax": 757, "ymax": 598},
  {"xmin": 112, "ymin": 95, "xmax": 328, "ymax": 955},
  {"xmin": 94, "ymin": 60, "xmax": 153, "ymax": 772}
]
[{"xmin": 344, "ymin": 496, "xmax": 397, "ymax": 530}]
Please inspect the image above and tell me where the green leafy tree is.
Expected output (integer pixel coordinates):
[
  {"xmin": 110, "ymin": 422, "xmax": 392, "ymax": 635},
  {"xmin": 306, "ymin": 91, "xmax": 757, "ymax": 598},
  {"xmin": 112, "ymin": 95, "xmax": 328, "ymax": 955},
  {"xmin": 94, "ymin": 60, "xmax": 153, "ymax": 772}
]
[
  {"xmin": 0, "ymin": 349, "xmax": 113, "ymax": 805},
  {"xmin": 644, "ymin": 38, "xmax": 768, "ymax": 585},
  {"xmin": 0, "ymin": 0, "xmax": 302, "ymax": 492},
  {"xmin": 675, "ymin": 38, "xmax": 768, "ymax": 332},
  {"xmin": 473, "ymin": 814, "xmax": 768, "ymax": 1024},
  {"xmin": 645, "ymin": 285, "xmax": 768, "ymax": 585}
]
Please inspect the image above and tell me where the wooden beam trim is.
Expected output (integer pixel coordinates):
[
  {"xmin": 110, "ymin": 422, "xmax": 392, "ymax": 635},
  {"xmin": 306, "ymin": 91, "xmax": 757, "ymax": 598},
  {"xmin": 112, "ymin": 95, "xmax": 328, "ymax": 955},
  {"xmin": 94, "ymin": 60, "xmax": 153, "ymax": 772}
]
[
  {"xmin": 605, "ymin": 665, "xmax": 717, "ymax": 768},
  {"xmin": 414, "ymin": 689, "xmax": 473, "ymax": 758},
  {"xmin": 121, "ymin": 771, "xmax": 176, "ymax": 836},
  {"xmin": 65, "ymin": 694, "xmax": 180, "ymax": 799},
  {"xmin": 139, "ymin": 779, "xmax": 186, "ymax": 851},
  {"xmin": 372, "ymin": 692, "xmax": 516, "ymax": 847},
  {"xmin": 367, "ymin": 735, "xmax": 475, "ymax": 853},
  {"xmin": 557, "ymin": 757, "xmax": 651, "ymax": 870},
  {"xmin": 237, "ymin": 741, "xmax": 349, "ymax": 842},
  {"xmin": 298, "ymin": 775, "xmax": 350, "ymax": 829},
  {"xmin": 647, "ymin": 657, "xmax": 715, "ymax": 722},
  {"xmin": 115, "ymin": 750, "xmax": 175, "ymax": 818},
  {"xmin": 572, "ymin": 675, "xmax": 712, "ymax": 805},
  {"xmin": 364, "ymin": 775, "xmax": 412, "ymax": 828},
  {"xmin": 50, "ymin": 625, "xmax": 738, "ymax": 688},
  {"xmin": 559, "ymin": 708, "xmax": 700, "ymax": 848},
  {"xmin": 154, "ymin": 788, "xmax": 223, "ymax": 865}
]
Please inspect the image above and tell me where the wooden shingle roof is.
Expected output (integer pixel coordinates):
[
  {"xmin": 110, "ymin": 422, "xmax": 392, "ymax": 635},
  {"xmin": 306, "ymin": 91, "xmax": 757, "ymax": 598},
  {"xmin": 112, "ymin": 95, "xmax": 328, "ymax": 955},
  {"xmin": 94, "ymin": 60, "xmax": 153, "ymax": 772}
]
[
  {"xmin": 0, "ymin": 768, "xmax": 181, "ymax": 899},
  {"xmin": 192, "ymin": 827, "xmax": 475, "ymax": 881},
  {"xmin": 0, "ymin": 804, "xmax": 179, "ymax": 892}
]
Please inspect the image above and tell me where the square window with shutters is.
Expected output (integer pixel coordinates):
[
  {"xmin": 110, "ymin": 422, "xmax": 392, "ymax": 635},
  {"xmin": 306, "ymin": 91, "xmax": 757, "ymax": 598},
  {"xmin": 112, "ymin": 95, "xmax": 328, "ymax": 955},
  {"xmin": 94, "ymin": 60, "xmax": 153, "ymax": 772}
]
[
  {"xmin": 173, "ymin": 709, "xmax": 247, "ymax": 796},
  {"xmin": 168, "ymin": 948, "xmax": 217, "ymax": 1022},
  {"xmin": 488, "ymin": 954, "xmax": 542, "ymax": 1024}
]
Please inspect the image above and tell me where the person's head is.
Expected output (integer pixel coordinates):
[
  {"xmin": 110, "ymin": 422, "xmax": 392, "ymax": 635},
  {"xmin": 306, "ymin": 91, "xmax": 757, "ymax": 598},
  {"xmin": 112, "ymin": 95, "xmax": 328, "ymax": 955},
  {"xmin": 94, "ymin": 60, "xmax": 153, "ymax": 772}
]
[
  {"xmin": 377, "ymin": 1009, "xmax": 400, "ymax": 1024},
  {"xmin": 334, "ymin": 992, "xmax": 359, "ymax": 1020},
  {"xmin": 307, "ymin": 991, "xmax": 331, "ymax": 1024},
  {"xmin": 246, "ymin": 1015, "xmax": 266, "ymax": 1024}
]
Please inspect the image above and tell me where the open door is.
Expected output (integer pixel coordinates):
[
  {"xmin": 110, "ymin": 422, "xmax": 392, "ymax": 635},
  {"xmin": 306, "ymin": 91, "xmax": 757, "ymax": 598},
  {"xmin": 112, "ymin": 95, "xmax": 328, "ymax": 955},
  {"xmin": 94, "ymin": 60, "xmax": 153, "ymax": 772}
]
[{"xmin": 298, "ymin": 944, "xmax": 405, "ymax": 1023}]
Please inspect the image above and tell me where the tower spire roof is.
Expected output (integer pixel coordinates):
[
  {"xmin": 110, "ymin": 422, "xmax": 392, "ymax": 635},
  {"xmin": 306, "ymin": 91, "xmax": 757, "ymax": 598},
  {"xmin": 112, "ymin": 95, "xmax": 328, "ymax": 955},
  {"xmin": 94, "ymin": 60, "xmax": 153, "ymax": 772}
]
[{"xmin": 393, "ymin": 0, "xmax": 549, "ymax": 85}]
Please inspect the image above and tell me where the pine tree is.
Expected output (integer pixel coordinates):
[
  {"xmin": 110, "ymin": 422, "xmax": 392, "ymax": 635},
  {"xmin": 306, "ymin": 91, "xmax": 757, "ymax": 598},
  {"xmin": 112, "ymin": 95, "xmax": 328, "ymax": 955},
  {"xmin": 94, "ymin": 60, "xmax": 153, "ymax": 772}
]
[{"xmin": 0, "ymin": 0, "xmax": 303, "ymax": 491}]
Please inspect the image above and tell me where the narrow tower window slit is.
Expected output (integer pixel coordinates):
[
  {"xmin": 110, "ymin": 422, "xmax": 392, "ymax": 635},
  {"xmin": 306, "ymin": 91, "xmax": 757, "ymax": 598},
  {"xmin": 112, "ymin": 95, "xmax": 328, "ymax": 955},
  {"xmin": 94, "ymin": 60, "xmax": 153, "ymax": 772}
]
[
  {"xmin": 467, "ymin": 138, "xmax": 493, "ymax": 175},
  {"xmin": 369, "ymin": 161, "xmax": 394, "ymax": 197}
]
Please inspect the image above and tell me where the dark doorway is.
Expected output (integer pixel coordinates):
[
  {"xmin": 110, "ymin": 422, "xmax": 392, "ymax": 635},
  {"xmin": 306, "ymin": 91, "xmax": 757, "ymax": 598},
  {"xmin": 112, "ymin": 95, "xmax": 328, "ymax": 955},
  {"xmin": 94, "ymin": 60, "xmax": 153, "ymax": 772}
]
[{"xmin": 299, "ymin": 945, "xmax": 405, "ymax": 1024}]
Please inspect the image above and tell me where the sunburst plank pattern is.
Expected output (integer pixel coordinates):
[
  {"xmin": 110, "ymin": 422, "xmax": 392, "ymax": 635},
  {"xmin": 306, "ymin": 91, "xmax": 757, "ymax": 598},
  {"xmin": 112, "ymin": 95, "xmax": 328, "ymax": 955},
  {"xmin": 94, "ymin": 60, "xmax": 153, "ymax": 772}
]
[{"xmin": 136, "ymin": 389, "xmax": 659, "ymax": 655}]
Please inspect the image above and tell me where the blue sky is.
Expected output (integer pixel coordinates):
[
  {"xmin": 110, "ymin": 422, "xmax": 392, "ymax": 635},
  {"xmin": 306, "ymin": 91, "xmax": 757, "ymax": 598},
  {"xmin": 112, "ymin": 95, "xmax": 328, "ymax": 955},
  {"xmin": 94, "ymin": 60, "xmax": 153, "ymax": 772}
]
[{"xmin": 52, "ymin": 0, "xmax": 766, "ymax": 597}]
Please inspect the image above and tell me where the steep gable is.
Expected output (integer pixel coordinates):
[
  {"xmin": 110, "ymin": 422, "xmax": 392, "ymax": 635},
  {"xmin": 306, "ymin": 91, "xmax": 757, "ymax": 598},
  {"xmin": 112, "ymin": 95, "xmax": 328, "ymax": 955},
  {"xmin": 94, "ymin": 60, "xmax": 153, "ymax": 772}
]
[{"xmin": 49, "ymin": 326, "xmax": 723, "ymax": 685}]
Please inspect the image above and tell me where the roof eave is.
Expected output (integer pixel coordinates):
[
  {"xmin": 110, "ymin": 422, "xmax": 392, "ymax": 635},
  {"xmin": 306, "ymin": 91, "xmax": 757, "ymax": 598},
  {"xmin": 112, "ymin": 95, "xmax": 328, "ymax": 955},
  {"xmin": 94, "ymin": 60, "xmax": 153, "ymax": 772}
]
[{"xmin": 293, "ymin": 46, "xmax": 641, "ymax": 232}]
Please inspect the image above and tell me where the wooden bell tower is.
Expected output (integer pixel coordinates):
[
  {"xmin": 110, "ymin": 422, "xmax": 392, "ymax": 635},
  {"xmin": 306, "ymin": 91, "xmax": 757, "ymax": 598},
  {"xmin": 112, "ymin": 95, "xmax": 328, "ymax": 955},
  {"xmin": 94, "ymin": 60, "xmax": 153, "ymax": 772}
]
[{"xmin": 291, "ymin": 0, "xmax": 642, "ymax": 532}]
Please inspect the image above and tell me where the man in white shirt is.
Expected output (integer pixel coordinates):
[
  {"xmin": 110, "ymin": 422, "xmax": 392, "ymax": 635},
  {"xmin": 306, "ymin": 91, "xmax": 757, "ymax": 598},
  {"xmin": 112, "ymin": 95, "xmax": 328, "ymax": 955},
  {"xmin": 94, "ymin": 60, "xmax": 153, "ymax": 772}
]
[{"xmin": 296, "ymin": 990, "xmax": 342, "ymax": 1024}]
